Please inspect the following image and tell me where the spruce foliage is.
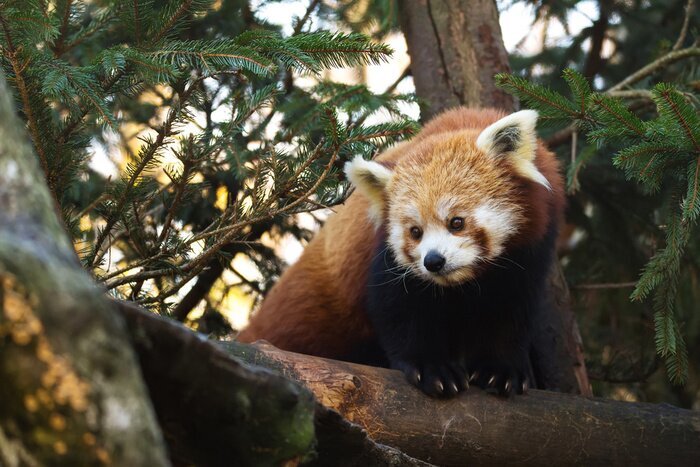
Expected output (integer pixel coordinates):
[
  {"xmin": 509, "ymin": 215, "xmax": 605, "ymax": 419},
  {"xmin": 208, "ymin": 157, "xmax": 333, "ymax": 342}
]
[
  {"xmin": 0, "ymin": 1, "xmax": 417, "ymax": 320},
  {"xmin": 496, "ymin": 64, "xmax": 699, "ymax": 383}
]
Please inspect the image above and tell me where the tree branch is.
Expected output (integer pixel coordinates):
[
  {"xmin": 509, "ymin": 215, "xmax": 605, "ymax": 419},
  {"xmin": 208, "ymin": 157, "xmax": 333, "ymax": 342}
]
[
  {"xmin": 608, "ymin": 47, "xmax": 700, "ymax": 92},
  {"xmin": 224, "ymin": 340, "xmax": 700, "ymax": 465},
  {"xmin": 115, "ymin": 300, "xmax": 428, "ymax": 466},
  {"xmin": 673, "ymin": 0, "xmax": 695, "ymax": 51},
  {"xmin": 114, "ymin": 300, "xmax": 700, "ymax": 465}
]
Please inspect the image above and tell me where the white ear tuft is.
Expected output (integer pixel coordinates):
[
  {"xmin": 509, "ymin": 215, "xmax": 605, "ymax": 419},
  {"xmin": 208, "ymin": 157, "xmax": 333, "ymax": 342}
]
[
  {"xmin": 476, "ymin": 110, "xmax": 551, "ymax": 190},
  {"xmin": 344, "ymin": 156, "xmax": 393, "ymax": 222}
]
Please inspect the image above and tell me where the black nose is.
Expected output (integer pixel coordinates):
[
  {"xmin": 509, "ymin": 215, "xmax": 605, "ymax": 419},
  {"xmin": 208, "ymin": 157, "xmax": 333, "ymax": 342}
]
[{"xmin": 424, "ymin": 251, "xmax": 446, "ymax": 272}]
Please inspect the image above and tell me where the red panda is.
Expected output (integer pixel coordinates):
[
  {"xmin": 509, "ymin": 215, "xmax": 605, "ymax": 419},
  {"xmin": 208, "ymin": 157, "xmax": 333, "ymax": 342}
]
[{"xmin": 238, "ymin": 107, "xmax": 565, "ymax": 397}]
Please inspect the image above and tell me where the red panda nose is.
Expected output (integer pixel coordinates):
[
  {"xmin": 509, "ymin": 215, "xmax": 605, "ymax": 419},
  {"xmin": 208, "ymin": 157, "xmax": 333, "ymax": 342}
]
[{"xmin": 424, "ymin": 251, "xmax": 446, "ymax": 272}]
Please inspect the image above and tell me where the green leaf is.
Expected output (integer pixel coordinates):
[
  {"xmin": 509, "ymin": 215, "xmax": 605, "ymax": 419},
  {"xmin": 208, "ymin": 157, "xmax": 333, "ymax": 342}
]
[
  {"xmin": 562, "ymin": 68, "xmax": 590, "ymax": 114},
  {"xmin": 652, "ymin": 83, "xmax": 700, "ymax": 152},
  {"xmin": 681, "ymin": 158, "xmax": 700, "ymax": 222},
  {"xmin": 588, "ymin": 93, "xmax": 646, "ymax": 140},
  {"xmin": 287, "ymin": 32, "xmax": 393, "ymax": 70},
  {"xmin": 495, "ymin": 73, "xmax": 578, "ymax": 122},
  {"xmin": 149, "ymin": 39, "xmax": 275, "ymax": 77}
]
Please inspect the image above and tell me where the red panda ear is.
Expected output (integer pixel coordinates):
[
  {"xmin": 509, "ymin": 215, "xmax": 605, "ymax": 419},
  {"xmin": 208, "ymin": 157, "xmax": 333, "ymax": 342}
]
[
  {"xmin": 344, "ymin": 156, "xmax": 393, "ymax": 218},
  {"xmin": 476, "ymin": 110, "xmax": 551, "ymax": 190}
]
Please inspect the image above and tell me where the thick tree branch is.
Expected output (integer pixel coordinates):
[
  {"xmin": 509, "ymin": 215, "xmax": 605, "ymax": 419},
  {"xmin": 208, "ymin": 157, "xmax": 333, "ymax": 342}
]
[
  {"xmin": 225, "ymin": 340, "xmax": 700, "ymax": 466},
  {"xmin": 114, "ymin": 301, "xmax": 700, "ymax": 465},
  {"xmin": 115, "ymin": 301, "xmax": 428, "ymax": 466}
]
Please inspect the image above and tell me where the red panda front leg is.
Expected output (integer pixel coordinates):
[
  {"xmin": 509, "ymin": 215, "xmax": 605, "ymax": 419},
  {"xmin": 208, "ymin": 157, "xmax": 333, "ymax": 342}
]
[{"xmin": 367, "ymin": 247, "xmax": 470, "ymax": 398}]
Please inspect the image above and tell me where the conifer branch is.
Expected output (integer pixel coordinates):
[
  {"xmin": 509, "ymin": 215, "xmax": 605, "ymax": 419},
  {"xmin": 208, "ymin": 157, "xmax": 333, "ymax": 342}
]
[
  {"xmin": 590, "ymin": 95, "xmax": 647, "ymax": 138},
  {"xmin": 0, "ymin": 13, "xmax": 53, "ymax": 198},
  {"xmin": 151, "ymin": 0, "xmax": 194, "ymax": 44},
  {"xmin": 140, "ymin": 156, "xmax": 341, "ymax": 304},
  {"xmin": 656, "ymin": 87, "xmax": 700, "ymax": 152},
  {"xmin": 88, "ymin": 102, "xmax": 177, "ymax": 268}
]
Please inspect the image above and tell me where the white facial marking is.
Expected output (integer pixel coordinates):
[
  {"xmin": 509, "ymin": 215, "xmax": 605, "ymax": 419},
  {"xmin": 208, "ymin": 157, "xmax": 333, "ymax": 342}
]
[
  {"xmin": 436, "ymin": 196, "xmax": 457, "ymax": 221},
  {"xmin": 417, "ymin": 227, "xmax": 479, "ymax": 277},
  {"xmin": 473, "ymin": 202, "xmax": 518, "ymax": 257},
  {"xmin": 389, "ymin": 223, "xmax": 409, "ymax": 263}
]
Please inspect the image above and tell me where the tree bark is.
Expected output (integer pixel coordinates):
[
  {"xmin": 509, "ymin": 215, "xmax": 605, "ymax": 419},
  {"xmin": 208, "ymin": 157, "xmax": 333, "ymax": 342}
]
[
  {"xmin": 116, "ymin": 301, "xmax": 429, "ymax": 467},
  {"xmin": 399, "ymin": 0, "xmax": 591, "ymax": 396},
  {"xmin": 0, "ymin": 72, "xmax": 168, "ymax": 465},
  {"xmin": 399, "ymin": 0, "xmax": 515, "ymax": 119},
  {"xmin": 227, "ymin": 341, "xmax": 700, "ymax": 467}
]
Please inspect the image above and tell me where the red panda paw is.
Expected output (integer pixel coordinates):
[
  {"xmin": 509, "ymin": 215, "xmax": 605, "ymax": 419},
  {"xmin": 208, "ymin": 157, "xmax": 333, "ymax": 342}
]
[
  {"xmin": 393, "ymin": 360, "xmax": 469, "ymax": 398},
  {"xmin": 467, "ymin": 363, "xmax": 529, "ymax": 397}
]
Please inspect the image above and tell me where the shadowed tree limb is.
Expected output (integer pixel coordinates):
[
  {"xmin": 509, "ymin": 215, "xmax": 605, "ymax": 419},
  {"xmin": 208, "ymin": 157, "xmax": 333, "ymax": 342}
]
[
  {"xmin": 115, "ymin": 300, "xmax": 429, "ymax": 466},
  {"xmin": 115, "ymin": 301, "xmax": 700, "ymax": 466}
]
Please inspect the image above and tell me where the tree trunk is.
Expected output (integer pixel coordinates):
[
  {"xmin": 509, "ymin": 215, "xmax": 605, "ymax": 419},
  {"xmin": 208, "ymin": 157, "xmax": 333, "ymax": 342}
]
[
  {"xmin": 399, "ymin": 0, "xmax": 591, "ymax": 395},
  {"xmin": 0, "ymin": 71, "xmax": 168, "ymax": 466},
  {"xmin": 226, "ymin": 340, "xmax": 700, "ymax": 467},
  {"xmin": 399, "ymin": 0, "xmax": 515, "ymax": 119}
]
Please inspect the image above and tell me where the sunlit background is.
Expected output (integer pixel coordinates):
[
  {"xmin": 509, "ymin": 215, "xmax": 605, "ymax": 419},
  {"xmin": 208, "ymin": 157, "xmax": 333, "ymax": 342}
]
[{"xmin": 94, "ymin": 0, "xmax": 613, "ymax": 330}]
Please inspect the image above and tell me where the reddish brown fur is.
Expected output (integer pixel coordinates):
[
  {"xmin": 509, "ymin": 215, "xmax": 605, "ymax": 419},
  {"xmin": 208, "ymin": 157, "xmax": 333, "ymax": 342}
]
[{"xmin": 238, "ymin": 108, "xmax": 565, "ymax": 359}]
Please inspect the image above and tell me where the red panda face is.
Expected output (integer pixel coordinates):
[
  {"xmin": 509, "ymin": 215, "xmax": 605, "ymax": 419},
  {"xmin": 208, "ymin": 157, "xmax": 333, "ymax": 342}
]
[
  {"xmin": 385, "ymin": 135, "xmax": 526, "ymax": 285},
  {"xmin": 346, "ymin": 110, "xmax": 550, "ymax": 286}
]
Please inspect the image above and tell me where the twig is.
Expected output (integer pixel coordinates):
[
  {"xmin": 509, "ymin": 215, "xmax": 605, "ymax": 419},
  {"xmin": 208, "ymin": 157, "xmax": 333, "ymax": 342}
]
[
  {"xmin": 608, "ymin": 47, "xmax": 700, "ymax": 92},
  {"xmin": 607, "ymin": 89, "xmax": 655, "ymax": 100},
  {"xmin": 293, "ymin": 0, "xmax": 321, "ymax": 35},
  {"xmin": 570, "ymin": 281, "xmax": 638, "ymax": 290},
  {"xmin": 385, "ymin": 65, "xmax": 410, "ymax": 94},
  {"xmin": 76, "ymin": 192, "xmax": 109, "ymax": 219},
  {"xmin": 155, "ymin": 158, "xmax": 194, "ymax": 248},
  {"xmin": 673, "ymin": 0, "xmax": 695, "ymax": 51}
]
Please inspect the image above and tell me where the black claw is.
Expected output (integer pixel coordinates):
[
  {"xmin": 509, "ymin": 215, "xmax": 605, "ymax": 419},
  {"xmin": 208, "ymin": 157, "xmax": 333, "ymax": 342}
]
[
  {"xmin": 415, "ymin": 372, "xmax": 422, "ymax": 383},
  {"xmin": 469, "ymin": 371, "xmax": 479, "ymax": 383},
  {"xmin": 464, "ymin": 378, "xmax": 470, "ymax": 389},
  {"xmin": 450, "ymin": 382, "xmax": 459, "ymax": 394},
  {"xmin": 504, "ymin": 380, "xmax": 512, "ymax": 393},
  {"xmin": 487, "ymin": 375, "xmax": 496, "ymax": 387},
  {"xmin": 522, "ymin": 379, "xmax": 529, "ymax": 394}
]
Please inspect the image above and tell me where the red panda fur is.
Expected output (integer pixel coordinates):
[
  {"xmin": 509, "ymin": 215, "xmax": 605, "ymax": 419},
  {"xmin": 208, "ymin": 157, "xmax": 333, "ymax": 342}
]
[{"xmin": 238, "ymin": 107, "xmax": 565, "ymax": 362}]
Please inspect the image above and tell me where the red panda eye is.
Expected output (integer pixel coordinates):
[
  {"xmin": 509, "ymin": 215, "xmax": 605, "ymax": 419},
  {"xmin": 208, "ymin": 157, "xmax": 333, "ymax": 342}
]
[
  {"xmin": 409, "ymin": 226, "xmax": 423, "ymax": 240},
  {"xmin": 449, "ymin": 217, "xmax": 464, "ymax": 231}
]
